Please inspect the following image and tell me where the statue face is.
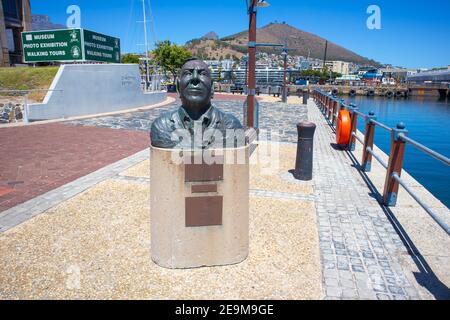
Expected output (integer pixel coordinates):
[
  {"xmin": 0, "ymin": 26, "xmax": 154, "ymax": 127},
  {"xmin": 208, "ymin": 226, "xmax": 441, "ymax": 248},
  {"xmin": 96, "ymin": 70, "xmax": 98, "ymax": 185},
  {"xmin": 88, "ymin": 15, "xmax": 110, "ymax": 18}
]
[{"xmin": 178, "ymin": 60, "xmax": 212, "ymax": 112}]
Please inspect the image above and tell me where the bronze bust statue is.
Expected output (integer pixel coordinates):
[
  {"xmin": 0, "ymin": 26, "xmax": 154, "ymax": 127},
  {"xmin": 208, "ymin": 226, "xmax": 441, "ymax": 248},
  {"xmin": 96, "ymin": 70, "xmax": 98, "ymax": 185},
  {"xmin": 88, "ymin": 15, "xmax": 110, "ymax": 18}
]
[{"xmin": 150, "ymin": 59, "xmax": 243, "ymax": 149}]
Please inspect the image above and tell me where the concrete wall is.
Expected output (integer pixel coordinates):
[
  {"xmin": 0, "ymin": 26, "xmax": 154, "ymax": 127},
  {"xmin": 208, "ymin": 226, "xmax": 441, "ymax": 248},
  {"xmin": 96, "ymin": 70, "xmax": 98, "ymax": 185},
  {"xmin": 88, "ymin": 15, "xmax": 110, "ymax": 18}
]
[{"xmin": 27, "ymin": 64, "xmax": 166, "ymax": 121}]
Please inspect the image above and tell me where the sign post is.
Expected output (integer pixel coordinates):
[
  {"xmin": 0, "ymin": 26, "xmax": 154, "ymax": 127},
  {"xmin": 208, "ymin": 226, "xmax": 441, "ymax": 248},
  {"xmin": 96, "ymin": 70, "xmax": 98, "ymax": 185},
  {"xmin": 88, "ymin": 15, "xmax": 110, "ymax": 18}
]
[{"xmin": 21, "ymin": 29, "xmax": 121, "ymax": 64}]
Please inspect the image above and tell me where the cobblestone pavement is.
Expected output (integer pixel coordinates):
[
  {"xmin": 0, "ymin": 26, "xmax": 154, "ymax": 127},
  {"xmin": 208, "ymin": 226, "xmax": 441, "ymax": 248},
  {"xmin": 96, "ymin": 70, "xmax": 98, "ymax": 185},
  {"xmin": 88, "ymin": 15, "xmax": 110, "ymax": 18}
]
[
  {"xmin": 68, "ymin": 100, "xmax": 308, "ymax": 143},
  {"xmin": 69, "ymin": 98, "xmax": 430, "ymax": 299},
  {"xmin": 308, "ymin": 100, "xmax": 423, "ymax": 300},
  {"xmin": 2, "ymin": 95, "xmax": 439, "ymax": 299}
]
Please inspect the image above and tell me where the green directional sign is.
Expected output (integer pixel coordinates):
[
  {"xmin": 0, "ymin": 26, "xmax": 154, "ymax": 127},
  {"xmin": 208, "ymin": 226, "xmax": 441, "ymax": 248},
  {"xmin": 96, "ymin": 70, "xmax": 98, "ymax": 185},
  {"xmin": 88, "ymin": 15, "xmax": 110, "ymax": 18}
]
[
  {"xmin": 21, "ymin": 29, "xmax": 121, "ymax": 63},
  {"xmin": 83, "ymin": 29, "xmax": 121, "ymax": 63},
  {"xmin": 22, "ymin": 29, "xmax": 83, "ymax": 62}
]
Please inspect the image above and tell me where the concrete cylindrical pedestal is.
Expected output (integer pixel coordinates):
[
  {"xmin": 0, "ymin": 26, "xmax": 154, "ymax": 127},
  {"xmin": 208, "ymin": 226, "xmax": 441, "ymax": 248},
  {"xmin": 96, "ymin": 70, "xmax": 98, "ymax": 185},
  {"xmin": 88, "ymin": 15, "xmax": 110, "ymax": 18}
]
[{"xmin": 150, "ymin": 146, "xmax": 250, "ymax": 269}]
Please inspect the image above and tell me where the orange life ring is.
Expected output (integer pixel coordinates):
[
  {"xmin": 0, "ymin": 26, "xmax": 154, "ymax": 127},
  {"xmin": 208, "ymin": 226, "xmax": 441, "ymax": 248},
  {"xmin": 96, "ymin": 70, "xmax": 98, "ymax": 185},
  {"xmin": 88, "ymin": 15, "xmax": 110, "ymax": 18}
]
[{"xmin": 336, "ymin": 110, "xmax": 352, "ymax": 145}]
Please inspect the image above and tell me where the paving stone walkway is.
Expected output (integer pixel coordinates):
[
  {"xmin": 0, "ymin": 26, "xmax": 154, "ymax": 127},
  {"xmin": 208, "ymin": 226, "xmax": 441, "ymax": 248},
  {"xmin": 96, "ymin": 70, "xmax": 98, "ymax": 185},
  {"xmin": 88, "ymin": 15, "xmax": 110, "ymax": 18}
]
[
  {"xmin": 0, "ymin": 123, "xmax": 149, "ymax": 213},
  {"xmin": 2, "ymin": 95, "xmax": 445, "ymax": 299},
  {"xmin": 68, "ymin": 100, "xmax": 307, "ymax": 143},
  {"xmin": 308, "ymin": 99, "xmax": 422, "ymax": 300}
]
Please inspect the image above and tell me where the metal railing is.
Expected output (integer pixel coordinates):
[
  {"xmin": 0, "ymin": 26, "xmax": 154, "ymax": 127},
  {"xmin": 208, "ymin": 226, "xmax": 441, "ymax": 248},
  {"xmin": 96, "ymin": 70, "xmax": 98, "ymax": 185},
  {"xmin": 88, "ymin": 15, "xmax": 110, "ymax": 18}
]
[{"xmin": 312, "ymin": 89, "xmax": 450, "ymax": 236}]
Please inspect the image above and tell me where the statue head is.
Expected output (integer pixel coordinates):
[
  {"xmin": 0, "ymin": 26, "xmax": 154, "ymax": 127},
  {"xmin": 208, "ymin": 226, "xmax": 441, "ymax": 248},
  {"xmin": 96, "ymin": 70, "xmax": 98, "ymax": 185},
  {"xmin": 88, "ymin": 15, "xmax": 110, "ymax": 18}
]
[{"xmin": 177, "ymin": 59, "xmax": 213, "ymax": 118}]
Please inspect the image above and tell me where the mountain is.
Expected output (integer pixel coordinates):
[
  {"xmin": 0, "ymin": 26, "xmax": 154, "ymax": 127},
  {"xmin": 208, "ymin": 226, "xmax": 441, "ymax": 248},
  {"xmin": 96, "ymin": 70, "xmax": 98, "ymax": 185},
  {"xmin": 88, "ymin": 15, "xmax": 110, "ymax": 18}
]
[
  {"xmin": 32, "ymin": 15, "xmax": 65, "ymax": 31},
  {"xmin": 186, "ymin": 23, "xmax": 380, "ymax": 66},
  {"xmin": 202, "ymin": 31, "xmax": 219, "ymax": 40}
]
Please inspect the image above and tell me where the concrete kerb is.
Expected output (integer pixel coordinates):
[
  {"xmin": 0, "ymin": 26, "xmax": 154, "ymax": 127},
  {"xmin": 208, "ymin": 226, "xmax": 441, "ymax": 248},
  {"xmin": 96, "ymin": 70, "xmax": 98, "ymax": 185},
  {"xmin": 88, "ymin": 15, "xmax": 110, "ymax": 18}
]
[{"xmin": 0, "ymin": 148, "xmax": 150, "ymax": 233}]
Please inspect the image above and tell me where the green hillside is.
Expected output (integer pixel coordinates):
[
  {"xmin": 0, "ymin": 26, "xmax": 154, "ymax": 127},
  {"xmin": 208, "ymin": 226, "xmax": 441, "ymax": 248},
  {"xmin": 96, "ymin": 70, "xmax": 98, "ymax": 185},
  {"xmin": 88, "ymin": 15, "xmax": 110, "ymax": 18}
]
[{"xmin": 0, "ymin": 66, "xmax": 58, "ymax": 101}]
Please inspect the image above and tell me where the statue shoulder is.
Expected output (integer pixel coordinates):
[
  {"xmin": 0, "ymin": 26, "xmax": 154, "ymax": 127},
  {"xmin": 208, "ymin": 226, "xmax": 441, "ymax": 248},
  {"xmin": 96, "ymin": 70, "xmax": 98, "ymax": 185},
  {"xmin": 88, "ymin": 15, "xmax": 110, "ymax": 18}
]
[
  {"xmin": 212, "ymin": 106, "xmax": 243, "ymax": 129},
  {"xmin": 223, "ymin": 113, "xmax": 243, "ymax": 129},
  {"xmin": 151, "ymin": 110, "xmax": 176, "ymax": 131},
  {"xmin": 150, "ymin": 109, "xmax": 179, "ymax": 148}
]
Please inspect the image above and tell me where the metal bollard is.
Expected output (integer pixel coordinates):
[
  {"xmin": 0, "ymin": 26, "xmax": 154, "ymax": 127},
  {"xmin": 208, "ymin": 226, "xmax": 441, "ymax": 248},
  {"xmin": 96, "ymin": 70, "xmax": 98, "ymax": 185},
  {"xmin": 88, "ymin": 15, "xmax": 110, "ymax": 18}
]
[
  {"xmin": 302, "ymin": 90, "xmax": 309, "ymax": 105},
  {"xmin": 294, "ymin": 122, "xmax": 317, "ymax": 181}
]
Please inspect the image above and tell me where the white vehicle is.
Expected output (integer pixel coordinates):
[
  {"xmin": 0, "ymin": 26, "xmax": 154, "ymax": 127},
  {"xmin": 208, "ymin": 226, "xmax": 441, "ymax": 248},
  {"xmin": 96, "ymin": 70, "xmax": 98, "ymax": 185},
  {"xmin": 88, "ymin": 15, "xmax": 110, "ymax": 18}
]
[{"xmin": 382, "ymin": 77, "xmax": 397, "ymax": 86}]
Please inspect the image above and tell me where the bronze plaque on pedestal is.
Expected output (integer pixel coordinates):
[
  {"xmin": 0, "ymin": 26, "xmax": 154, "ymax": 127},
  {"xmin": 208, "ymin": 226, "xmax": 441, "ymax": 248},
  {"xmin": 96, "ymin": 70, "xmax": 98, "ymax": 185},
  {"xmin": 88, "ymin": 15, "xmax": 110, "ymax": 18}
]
[
  {"xmin": 185, "ymin": 196, "xmax": 223, "ymax": 227},
  {"xmin": 185, "ymin": 162, "xmax": 224, "ymax": 182}
]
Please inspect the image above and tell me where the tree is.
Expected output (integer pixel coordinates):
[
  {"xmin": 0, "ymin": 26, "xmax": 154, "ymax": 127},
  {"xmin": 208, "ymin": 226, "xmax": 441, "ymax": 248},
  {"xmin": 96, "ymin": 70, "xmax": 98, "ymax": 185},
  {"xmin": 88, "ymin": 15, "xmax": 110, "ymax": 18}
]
[
  {"xmin": 217, "ymin": 65, "xmax": 223, "ymax": 82},
  {"xmin": 290, "ymin": 69, "xmax": 342, "ymax": 83},
  {"xmin": 152, "ymin": 40, "xmax": 192, "ymax": 82},
  {"xmin": 121, "ymin": 53, "xmax": 140, "ymax": 64}
]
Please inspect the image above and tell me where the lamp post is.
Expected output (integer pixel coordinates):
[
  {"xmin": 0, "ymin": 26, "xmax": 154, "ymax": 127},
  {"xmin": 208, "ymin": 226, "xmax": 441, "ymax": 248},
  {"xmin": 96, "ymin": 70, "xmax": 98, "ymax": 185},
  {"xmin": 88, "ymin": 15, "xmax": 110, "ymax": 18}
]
[
  {"xmin": 246, "ymin": 0, "xmax": 270, "ymax": 128},
  {"xmin": 243, "ymin": 54, "xmax": 248, "ymax": 87},
  {"xmin": 281, "ymin": 47, "xmax": 288, "ymax": 103}
]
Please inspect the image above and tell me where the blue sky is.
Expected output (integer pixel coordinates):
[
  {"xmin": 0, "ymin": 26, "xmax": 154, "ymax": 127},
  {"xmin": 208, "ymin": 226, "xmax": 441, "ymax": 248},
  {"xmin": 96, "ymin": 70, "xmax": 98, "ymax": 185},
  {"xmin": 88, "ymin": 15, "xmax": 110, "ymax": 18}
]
[{"xmin": 30, "ymin": 0, "xmax": 450, "ymax": 68}]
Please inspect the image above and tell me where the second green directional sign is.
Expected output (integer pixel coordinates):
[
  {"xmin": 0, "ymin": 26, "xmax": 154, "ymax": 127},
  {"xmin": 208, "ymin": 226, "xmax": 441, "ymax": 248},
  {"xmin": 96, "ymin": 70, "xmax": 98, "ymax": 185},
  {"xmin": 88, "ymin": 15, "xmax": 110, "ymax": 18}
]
[
  {"xmin": 83, "ymin": 29, "xmax": 121, "ymax": 63},
  {"xmin": 21, "ymin": 28, "xmax": 121, "ymax": 63}
]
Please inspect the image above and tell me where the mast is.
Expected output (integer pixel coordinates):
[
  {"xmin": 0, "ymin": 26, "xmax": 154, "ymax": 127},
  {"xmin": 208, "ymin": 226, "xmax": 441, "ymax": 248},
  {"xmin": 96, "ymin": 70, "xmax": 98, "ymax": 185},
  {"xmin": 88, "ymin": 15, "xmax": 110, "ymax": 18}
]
[
  {"xmin": 323, "ymin": 40, "xmax": 328, "ymax": 72},
  {"xmin": 142, "ymin": 0, "xmax": 150, "ymax": 88}
]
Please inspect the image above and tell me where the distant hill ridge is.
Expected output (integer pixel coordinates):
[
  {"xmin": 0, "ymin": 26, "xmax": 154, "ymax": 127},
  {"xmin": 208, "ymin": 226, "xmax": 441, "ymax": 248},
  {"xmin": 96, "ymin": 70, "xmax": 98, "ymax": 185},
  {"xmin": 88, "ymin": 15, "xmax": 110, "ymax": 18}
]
[{"xmin": 186, "ymin": 23, "xmax": 379, "ymax": 66}]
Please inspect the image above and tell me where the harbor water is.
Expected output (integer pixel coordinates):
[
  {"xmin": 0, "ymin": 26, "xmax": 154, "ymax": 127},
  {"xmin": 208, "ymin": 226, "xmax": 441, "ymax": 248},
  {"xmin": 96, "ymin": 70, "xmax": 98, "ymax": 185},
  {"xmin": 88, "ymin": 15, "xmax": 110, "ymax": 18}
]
[{"xmin": 347, "ymin": 95, "xmax": 450, "ymax": 208}]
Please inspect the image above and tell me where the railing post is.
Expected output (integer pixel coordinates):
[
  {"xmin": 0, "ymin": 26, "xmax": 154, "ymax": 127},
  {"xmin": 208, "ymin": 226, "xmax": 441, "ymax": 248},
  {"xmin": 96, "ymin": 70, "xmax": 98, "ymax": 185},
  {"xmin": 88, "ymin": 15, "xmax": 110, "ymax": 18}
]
[
  {"xmin": 361, "ymin": 111, "xmax": 376, "ymax": 172},
  {"xmin": 383, "ymin": 122, "xmax": 408, "ymax": 206},
  {"xmin": 332, "ymin": 99, "xmax": 338, "ymax": 126},
  {"xmin": 322, "ymin": 94, "xmax": 326, "ymax": 113},
  {"xmin": 348, "ymin": 103, "xmax": 358, "ymax": 151},
  {"xmin": 339, "ymin": 99, "xmax": 346, "ymax": 112},
  {"xmin": 328, "ymin": 96, "xmax": 334, "ymax": 119}
]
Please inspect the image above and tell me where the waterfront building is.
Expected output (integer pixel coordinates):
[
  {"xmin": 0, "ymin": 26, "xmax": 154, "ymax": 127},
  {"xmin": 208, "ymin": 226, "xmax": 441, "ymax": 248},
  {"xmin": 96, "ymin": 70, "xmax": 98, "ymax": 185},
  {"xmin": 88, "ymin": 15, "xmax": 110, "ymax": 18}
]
[
  {"xmin": 406, "ymin": 69, "xmax": 450, "ymax": 85},
  {"xmin": 233, "ymin": 66, "xmax": 286, "ymax": 86},
  {"xmin": 204, "ymin": 59, "xmax": 235, "ymax": 81},
  {"xmin": 311, "ymin": 64, "xmax": 324, "ymax": 71},
  {"xmin": 379, "ymin": 67, "xmax": 418, "ymax": 83},
  {"xmin": 298, "ymin": 60, "xmax": 310, "ymax": 71},
  {"xmin": 325, "ymin": 60, "xmax": 350, "ymax": 75},
  {"xmin": 0, "ymin": 0, "xmax": 32, "ymax": 66}
]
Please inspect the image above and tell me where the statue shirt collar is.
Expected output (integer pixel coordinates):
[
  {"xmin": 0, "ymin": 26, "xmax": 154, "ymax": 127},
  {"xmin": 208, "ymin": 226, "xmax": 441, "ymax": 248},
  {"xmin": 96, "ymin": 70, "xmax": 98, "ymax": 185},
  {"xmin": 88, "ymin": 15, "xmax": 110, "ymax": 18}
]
[{"xmin": 177, "ymin": 105, "xmax": 216, "ymax": 129}]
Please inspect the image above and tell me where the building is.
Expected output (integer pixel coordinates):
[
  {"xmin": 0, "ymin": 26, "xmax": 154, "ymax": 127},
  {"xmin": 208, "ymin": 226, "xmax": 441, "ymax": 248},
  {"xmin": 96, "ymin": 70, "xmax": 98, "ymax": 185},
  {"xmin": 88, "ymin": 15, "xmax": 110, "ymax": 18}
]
[
  {"xmin": 325, "ymin": 60, "xmax": 350, "ymax": 75},
  {"xmin": 406, "ymin": 69, "xmax": 450, "ymax": 85},
  {"xmin": 204, "ymin": 60, "xmax": 235, "ymax": 82},
  {"xmin": 0, "ymin": 0, "xmax": 32, "ymax": 66},
  {"xmin": 379, "ymin": 67, "xmax": 418, "ymax": 81},
  {"xmin": 297, "ymin": 59, "xmax": 310, "ymax": 71},
  {"xmin": 233, "ymin": 66, "xmax": 286, "ymax": 86}
]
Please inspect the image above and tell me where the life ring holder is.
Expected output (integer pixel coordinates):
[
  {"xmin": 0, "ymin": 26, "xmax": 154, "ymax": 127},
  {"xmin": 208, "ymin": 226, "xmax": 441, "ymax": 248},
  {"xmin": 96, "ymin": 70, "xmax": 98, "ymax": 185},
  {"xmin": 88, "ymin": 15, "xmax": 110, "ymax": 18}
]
[{"xmin": 336, "ymin": 110, "xmax": 352, "ymax": 145}]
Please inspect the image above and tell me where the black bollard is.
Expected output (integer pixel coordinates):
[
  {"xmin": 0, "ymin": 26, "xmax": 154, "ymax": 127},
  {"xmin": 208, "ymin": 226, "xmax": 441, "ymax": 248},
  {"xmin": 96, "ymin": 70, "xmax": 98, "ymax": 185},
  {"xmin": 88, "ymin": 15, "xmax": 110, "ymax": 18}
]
[
  {"xmin": 294, "ymin": 122, "xmax": 317, "ymax": 181},
  {"xmin": 302, "ymin": 90, "xmax": 310, "ymax": 105}
]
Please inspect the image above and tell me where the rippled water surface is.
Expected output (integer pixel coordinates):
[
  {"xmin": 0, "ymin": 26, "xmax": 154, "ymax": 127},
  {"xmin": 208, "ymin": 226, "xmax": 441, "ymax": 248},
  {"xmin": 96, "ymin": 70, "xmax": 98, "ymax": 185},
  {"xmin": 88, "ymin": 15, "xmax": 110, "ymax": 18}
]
[{"xmin": 347, "ymin": 95, "xmax": 450, "ymax": 208}]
